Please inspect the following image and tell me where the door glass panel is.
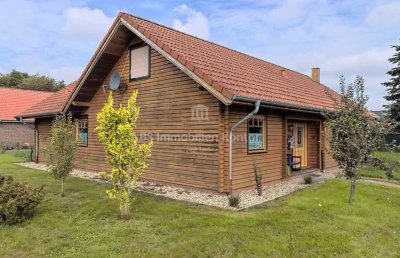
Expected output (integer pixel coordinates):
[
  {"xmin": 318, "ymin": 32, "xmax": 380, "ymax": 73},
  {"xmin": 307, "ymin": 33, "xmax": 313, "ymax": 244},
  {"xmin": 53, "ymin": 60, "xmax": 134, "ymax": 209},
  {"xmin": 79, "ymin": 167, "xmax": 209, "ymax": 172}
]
[{"xmin": 297, "ymin": 127, "xmax": 303, "ymax": 147}]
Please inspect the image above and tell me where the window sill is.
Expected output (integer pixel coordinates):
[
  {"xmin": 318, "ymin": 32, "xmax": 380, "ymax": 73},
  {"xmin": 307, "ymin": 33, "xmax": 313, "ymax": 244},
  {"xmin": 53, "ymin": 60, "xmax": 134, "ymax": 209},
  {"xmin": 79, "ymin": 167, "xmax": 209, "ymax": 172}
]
[
  {"xmin": 129, "ymin": 75, "xmax": 150, "ymax": 82},
  {"xmin": 248, "ymin": 149, "xmax": 267, "ymax": 154}
]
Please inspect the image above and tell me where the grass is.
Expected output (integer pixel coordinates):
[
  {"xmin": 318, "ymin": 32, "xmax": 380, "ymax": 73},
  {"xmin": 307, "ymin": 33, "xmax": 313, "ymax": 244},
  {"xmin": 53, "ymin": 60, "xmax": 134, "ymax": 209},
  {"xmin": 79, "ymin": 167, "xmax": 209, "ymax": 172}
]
[
  {"xmin": 358, "ymin": 151, "xmax": 400, "ymax": 180},
  {"xmin": 1, "ymin": 153, "xmax": 400, "ymax": 257}
]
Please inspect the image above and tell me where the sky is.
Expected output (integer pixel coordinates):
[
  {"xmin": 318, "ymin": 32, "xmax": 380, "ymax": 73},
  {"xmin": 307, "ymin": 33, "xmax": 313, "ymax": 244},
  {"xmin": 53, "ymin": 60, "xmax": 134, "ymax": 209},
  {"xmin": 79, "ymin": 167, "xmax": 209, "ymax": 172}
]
[{"xmin": 0, "ymin": 0, "xmax": 399, "ymax": 110}]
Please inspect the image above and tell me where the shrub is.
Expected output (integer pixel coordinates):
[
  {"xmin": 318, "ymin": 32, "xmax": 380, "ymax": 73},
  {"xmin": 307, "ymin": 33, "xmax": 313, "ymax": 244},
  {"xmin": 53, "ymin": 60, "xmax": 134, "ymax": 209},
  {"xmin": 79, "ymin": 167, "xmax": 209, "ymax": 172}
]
[
  {"xmin": 0, "ymin": 175, "xmax": 44, "ymax": 224},
  {"xmin": 22, "ymin": 143, "xmax": 30, "ymax": 150},
  {"xmin": 385, "ymin": 167, "xmax": 394, "ymax": 181},
  {"xmin": 304, "ymin": 176, "xmax": 313, "ymax": 185},
  {"xmin": 228, "ymin": 193, "xmax": 240, "ymax": 208}
]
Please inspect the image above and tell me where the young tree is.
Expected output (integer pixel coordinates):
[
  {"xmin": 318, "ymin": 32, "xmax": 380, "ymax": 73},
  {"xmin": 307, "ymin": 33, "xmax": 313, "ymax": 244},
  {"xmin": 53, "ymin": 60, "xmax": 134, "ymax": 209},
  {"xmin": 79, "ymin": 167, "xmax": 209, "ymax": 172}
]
[
  {"xmin": 96, "ymin": 91, "xmax": 152, "ymax": 217},
  {"xmin": 325, "ymin": 76, "xmax": 386, "ymax": 204},
  {"xmin": 45, "ymin": 113, "xmax": 77, "ymax": 196},
  {"xmin": 383, "ymin": 44, "xmax": 400, "ymax": 123}
]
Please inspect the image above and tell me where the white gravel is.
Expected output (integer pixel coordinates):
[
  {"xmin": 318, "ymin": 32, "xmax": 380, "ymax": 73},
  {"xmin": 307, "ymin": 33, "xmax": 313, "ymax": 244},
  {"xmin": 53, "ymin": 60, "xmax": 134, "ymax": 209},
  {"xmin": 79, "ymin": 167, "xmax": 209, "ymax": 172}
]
[{"xmin": 16, "ymin": 162, "xmax": 331, "ymax": 210}]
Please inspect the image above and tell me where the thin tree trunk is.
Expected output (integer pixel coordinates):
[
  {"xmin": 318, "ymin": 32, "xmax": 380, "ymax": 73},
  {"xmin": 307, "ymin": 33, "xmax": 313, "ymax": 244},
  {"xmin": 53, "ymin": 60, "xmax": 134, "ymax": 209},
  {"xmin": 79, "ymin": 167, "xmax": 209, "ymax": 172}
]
[
  {"xmin": 61, "ymin": 178, "xmax": 64, "ymax": 197},
  {"xmin": 349, "ymin": 176, "xmax": 356, "ymax": 204}
]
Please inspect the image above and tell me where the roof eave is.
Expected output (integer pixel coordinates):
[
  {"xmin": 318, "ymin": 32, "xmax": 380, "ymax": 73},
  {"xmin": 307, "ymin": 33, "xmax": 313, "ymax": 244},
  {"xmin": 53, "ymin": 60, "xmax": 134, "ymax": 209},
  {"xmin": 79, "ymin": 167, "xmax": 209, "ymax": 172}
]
[
  {"xmin": 0, "ymin": 119, "xmax": 32, "ymax": 123},
  {"xmin": 233, "ymin": 96, "xmax": 333, "ymax": 114},
  {"xmin": 16, "ymin": 111, "xmax": 63, "ymax": 120}
]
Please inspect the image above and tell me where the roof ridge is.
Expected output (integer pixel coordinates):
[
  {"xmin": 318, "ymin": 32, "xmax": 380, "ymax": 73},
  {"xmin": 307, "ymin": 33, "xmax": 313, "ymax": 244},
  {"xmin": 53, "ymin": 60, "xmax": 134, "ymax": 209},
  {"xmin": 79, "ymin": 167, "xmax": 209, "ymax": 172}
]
[
  {"xmin": 120, "ymin": 12, "xmax": 326, "ymax": 86},
  {"xmin": 0, "ymin": 87, "xmax": 54, "ymax": 94}
]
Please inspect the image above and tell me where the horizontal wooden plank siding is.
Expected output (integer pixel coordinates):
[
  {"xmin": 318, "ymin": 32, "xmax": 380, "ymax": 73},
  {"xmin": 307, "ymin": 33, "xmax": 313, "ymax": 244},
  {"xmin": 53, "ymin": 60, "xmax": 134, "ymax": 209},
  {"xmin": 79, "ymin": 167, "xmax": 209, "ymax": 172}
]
[
  {"xmin": 36, "ymin": 118, "xmax": 53, "ymax": 163},
  {"xmin": 227, "ymin": 105, "xmax": 283, "ymax": 191},
  {"xmin": 307, "ymin": 122, "xmax": 319, "ymax": 168},
  {"xmin": 321, "ymin": 121, "xmax": 337, "ymax": 169},
  {"xmin": 74, "ymin": 39, "xmax": 221, "ymax": 191}
]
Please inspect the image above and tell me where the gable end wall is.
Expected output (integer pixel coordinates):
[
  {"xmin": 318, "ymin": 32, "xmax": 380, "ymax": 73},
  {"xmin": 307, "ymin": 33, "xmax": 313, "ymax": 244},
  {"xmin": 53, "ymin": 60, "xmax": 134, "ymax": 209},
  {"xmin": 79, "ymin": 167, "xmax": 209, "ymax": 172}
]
[{"xmin": 73, "ymin": 41, "xmax": 221, "ymax": 191}]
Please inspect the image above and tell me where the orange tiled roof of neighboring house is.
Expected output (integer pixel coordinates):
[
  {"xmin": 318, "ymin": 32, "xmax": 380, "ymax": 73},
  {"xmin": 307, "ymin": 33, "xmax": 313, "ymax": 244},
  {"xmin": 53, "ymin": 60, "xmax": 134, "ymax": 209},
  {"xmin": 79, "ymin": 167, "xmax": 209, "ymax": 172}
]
[
  {"xmin": 0, "ymin": 87, "xmax": 52, "ymax": 121},
  {"xmin": 17, "ymin": 82, "xmax": 78, "ymax": 118}
]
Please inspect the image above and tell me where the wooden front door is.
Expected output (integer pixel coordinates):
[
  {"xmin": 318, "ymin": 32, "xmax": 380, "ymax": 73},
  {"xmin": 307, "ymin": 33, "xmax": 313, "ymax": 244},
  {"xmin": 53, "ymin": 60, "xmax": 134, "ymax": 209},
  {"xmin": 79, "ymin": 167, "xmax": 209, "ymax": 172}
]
[{"xmin": 293, "ymin": 123, "xmax": 308, "ymax": 167}]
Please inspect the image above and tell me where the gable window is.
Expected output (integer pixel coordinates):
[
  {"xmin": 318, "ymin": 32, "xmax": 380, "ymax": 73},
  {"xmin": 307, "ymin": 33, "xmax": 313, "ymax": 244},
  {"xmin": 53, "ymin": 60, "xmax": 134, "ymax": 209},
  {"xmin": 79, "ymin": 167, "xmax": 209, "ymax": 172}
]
[
  {"xmin": 130, "ymin": 44, "xmax": 150, "ymax": 80},
  {"xmin": 76, "ymin": 116, "xmax": 88, "ymax": 147},
  {"xmin": 248, "ymin": 115, "xmax": 267, "ymax": 152}
]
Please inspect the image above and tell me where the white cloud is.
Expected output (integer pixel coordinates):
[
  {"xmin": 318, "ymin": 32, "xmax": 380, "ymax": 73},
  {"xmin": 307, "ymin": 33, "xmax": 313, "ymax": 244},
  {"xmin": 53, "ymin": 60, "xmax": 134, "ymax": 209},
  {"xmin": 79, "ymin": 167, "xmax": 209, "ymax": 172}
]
[
  {"xmin": 365, "ymin": 1, "xmax": 400, "ymax": 27},
  {"xmin": 173, "ymin": 4, "xmax": 210, "ymax": 39},
  {"xmin": 139, "ymin": 1, "xmax": 165, "ymax": 10},
  {"xmin": 267, "ymin": 0, "xmax": 316, "ymax": 25},
  {"xmin": 321, "ymin": 48, "xmax": 393, "ymax": 77},
  {"xmin": 48, "ymin": 66, "xmax": 84, "ymax": 83},
  {"xmin": 62, "ymin": 7, "xmax": 113, "ymax": 39},
  {"xmin": 0, "ymin": 1, "xmax": 115, "ymax": 83}
]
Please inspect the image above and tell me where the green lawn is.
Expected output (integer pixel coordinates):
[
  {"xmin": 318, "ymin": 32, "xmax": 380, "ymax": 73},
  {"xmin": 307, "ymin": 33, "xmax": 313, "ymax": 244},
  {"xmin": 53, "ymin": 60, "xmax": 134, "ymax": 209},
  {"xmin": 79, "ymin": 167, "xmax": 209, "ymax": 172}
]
[
  {"xmin": 1, "ymin": 153, "xmax": 400, "ymax": 257},
  {"xmin": 358, "ymin": 151, "xmax": 400, "ymax": 180}
]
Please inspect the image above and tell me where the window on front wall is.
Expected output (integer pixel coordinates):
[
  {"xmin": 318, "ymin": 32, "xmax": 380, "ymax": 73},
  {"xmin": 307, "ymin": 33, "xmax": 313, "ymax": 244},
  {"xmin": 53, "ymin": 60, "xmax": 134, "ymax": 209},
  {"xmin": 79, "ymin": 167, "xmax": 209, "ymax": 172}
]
[
  {"xmin": 130, "ymin": 44, "xmax": 150, "ymax": 80},
  {"xmin": 248, "ymin": 115, "xmax": 267, "ymax": 152},
  {"xmin": 77, "ymin": 116, "xmax": 88, "ymax": 147}
]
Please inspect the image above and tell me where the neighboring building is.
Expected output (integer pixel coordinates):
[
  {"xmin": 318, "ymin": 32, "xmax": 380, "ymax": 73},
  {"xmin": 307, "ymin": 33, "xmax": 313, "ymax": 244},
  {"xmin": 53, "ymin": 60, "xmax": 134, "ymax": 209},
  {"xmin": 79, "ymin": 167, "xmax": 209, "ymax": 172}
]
[
  {"xmin": 18, "ymin": 12, "xmax": 339, "ymax": 192},
  {"xmin": 0, "ymin": 87, "xmax": 52, "ymax": 149}
]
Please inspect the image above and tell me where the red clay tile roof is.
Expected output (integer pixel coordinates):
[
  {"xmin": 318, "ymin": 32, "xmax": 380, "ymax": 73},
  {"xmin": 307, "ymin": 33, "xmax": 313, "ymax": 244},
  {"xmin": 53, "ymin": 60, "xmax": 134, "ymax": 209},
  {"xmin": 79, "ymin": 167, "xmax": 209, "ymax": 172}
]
[
  {"xmin": 17, "ymin": 82, "xmax": 78, "ymax": 118},
  {"xmin": 0, "ymin": 87, "xmax": 52, "ymax": 121},
  {"xmin": 119, "ymin": 12, "xmax": 339, "ymax": 110},
  {"xmin": 25, "ymin": 12, "xmax": 339, "ymax": 118}
]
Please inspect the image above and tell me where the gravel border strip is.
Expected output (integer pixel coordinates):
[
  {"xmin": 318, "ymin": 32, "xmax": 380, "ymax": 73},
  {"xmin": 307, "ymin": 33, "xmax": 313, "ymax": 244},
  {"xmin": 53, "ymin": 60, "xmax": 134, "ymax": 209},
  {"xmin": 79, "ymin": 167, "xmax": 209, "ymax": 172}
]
[{"xmin": 16, "ymin": 162, "xmax": 332, "ymax": 210}]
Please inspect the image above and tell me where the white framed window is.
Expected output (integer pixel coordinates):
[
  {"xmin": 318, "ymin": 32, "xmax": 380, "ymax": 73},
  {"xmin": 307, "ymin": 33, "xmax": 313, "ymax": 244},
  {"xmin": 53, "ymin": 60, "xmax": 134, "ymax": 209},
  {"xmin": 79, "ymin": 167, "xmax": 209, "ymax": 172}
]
[
  {"xmin": 130, "ymin": 44, "xmax": 150, "ymax": 80},
  {"xmin": 248, "ymin": 115, "xmax": 267, "ymax": 152}
]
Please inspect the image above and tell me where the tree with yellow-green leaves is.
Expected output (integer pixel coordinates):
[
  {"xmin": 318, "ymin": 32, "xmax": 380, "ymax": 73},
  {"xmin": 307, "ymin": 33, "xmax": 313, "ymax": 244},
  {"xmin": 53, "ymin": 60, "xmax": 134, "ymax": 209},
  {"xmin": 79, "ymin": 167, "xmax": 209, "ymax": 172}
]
[{"xmin": 96, "ymin": 91, "xmax": 152, "ymax": 217}]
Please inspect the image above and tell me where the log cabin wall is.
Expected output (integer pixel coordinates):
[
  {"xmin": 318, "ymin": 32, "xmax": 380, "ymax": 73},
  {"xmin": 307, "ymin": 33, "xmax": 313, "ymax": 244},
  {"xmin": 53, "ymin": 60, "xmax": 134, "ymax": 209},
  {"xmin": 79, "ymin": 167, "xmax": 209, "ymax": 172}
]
[
  {"xmin": 225, "ymin": 108, "xmax": 339, "ymax": 191},
  {"xmin": 307, "ymin": 122, "xmax": 319, "ymax": 168},
  {"xmin": 320, "ymin": 121, "xmax": 337, "ymax": 169},
  {"xmin": 36, "ymin": 117, "xmax": 53, "ymax": 163},
  {"xmin": 227, "ymin": 105, "xmax": 284, "ymax": 191},
  {"xmin": 74, "ymin": 39, "xmax": 221, "ymax": 191}
]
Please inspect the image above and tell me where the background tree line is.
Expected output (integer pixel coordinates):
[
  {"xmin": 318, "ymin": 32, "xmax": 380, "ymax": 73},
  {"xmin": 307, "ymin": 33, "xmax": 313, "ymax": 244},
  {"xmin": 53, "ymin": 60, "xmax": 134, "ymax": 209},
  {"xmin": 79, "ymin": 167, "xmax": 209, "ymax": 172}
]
[{"xmin": 0, "ymin": 69, "xmax": 65, "ymax": 92}]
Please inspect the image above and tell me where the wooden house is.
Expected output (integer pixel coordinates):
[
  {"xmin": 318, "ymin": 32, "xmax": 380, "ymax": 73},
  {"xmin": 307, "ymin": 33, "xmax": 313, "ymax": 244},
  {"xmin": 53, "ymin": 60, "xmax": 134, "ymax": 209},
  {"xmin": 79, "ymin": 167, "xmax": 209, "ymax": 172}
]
[{"xmin": 18, "ymin": 12, "xmax": 338, "ymax": 193}]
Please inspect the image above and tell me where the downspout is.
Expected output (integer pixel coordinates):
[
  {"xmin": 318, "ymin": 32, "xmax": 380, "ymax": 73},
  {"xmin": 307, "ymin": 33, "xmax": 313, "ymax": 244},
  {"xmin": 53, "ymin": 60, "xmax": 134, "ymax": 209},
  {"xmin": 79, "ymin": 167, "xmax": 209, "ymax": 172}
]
[
  {"xmin": 18, "ymin": 117, "xmax": 38, "ymax": 163},
  {"xmin": 228, "ymin": 99, "xmax": 261, "ymax": 193}
]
